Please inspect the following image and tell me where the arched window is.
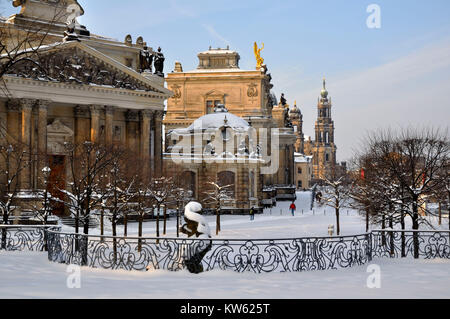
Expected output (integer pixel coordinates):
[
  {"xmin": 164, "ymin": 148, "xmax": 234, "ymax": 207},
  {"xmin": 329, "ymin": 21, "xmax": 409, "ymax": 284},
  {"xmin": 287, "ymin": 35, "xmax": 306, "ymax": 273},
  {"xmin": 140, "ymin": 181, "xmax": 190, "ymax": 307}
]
[
  {"xmin": 218, "ymin": 171, "xmax": 235, "ymax": 198},
  {"xmin": 180, "ymin": 171, "xmax": 196, "ymax": 198}
]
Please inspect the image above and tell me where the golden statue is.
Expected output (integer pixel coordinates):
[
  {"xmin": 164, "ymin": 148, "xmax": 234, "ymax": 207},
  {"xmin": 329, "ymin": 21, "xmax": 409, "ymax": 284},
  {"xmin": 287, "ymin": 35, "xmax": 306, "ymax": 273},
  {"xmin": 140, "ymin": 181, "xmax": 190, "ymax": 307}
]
[{"xmin": 253, "ymin": 42, "xmax": 264, "ymax": 69}]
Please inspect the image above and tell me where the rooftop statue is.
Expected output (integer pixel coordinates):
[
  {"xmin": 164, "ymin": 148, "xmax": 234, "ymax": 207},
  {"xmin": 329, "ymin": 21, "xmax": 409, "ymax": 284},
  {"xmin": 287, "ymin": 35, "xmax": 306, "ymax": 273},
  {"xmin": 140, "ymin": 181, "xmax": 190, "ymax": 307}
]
[
  {"xmin": 153, "ymin": 47, "xmax": 165, "ymax": 77},
  {"xmin": 280, "ymin": 93, "xmax": 287, "ymax": 106},
  {"xmin": 139, "ymin": 46, "xmax": 153, "ymax": 73},
  {"xmin": 253, "ymin": 42, "xmax": 264, "ymax": 69}
]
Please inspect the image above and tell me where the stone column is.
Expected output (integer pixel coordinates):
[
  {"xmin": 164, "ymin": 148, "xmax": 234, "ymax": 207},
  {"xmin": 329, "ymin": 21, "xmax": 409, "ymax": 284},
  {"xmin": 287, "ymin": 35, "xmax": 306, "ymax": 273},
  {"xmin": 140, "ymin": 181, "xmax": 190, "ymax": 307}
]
[
  {"xmin": 20, "ymin": 99, "xmax": 35, "ymax": 190},
  {"xmin": 105, "ymin": 106, "xmax": 115, "ymax": 145},
  {"xmin": 74, "ymin": 106, "xmax": 90, "ymax": 145},
  {"xmin": 126, "ymin": 110, "xmax": 139, "ymax": 155},
  {"xmin": 154, "ymin": 110, "xmax": 164, "ymax": 176},
  {"xmin": 90, "ymin": 105, "xmax": 102, "ymax": 143},
  {"xmin": 140, "ymin": 109, "xmax": 153, "ymax": 178},
  {"xmin": 36, "ymin": 100, "xmax": 50, "ymax": 189},
  {"xmin": 6, "ymin": 100, "xmax": 20, "ymax": 144}
]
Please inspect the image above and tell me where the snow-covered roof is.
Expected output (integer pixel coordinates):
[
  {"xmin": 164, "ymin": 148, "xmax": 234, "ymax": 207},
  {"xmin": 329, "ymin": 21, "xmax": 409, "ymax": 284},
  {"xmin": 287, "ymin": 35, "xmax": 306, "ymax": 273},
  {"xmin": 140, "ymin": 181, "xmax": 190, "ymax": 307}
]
[
  {"xmin": 295, "ymin": 154, "xmax": 313, "ymax": 163},
  {"xmin": 187, "ymin": 106, "xmax": 250, "ymax": 131}
]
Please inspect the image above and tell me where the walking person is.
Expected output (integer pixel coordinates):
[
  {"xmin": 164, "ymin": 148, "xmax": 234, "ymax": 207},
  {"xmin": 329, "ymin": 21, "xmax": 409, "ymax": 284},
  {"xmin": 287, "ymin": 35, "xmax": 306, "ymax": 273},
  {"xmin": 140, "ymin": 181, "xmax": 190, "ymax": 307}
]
[
  {"xmin": 249, "ymin": 207, "xmax": 255, "ymax": 221},
  {"xmin": 289, "ymin": 201, "xmax": 296, "ymax": 216}
]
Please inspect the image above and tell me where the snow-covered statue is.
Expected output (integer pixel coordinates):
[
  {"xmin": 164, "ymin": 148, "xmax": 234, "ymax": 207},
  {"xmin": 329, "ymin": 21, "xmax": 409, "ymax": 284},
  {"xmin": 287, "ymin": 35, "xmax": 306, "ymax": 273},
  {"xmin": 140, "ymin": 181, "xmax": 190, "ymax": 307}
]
[{"xmin": 179, "ymin": 202, "xmax": 212, "ymax": 273}]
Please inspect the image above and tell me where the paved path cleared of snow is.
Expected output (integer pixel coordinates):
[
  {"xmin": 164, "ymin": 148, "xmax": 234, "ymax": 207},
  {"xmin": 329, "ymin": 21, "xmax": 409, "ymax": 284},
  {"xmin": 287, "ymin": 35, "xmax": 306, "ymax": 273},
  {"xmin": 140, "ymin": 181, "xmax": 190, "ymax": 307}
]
[{"xmin": 0, "ymin": 251, "xmax": 449, "ymax": 299}]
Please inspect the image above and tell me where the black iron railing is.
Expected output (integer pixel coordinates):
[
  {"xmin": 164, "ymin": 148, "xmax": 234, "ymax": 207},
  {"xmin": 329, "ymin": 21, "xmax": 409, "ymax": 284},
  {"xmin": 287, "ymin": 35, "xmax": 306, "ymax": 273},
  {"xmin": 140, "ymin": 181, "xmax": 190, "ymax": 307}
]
[
  {"xmin": 0, "ymin": 226, "xmax": 61, "ymax": 252},
  {"xmin": 46, "ymin": 229, "xmax": 373, "ymax": 273},
  {"xmin": 1, "ymin": 226, "xmax": 449, "ymax": 273},
  {"xmin": 371, "ymin": 230, "xmax": 450, "ymax": 259}
]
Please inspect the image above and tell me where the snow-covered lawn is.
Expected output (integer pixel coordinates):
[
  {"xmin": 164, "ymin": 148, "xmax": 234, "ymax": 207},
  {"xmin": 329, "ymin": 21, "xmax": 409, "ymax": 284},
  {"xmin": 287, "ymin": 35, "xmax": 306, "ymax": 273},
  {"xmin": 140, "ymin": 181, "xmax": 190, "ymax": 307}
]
[
  {"xmin": 63, "ymin": 191, "xmax": 448, "ymax": 239},
  {"xmin": 0, "ymin": 251, "xmax": 449, "ymax": 299}
]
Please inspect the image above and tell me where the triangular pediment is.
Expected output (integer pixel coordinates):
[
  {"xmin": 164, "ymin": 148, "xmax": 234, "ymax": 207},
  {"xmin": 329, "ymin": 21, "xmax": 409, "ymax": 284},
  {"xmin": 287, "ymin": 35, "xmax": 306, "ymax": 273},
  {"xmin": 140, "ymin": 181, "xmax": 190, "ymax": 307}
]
[
  {"xmin": 4, "ymin": 41, "xmax": 171, "ymax": 96},
  {"xmin": 203, "ymin": 89, "xmax": 226, "ymax": 98}
]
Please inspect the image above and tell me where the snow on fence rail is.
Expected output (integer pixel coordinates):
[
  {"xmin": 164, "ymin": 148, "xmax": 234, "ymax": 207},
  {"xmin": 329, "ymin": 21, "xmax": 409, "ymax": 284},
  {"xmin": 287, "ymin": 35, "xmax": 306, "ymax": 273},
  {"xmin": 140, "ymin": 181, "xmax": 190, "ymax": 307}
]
[{"xmin": 0, "ymin": 226, "xmax": 61, "ymax": 252}]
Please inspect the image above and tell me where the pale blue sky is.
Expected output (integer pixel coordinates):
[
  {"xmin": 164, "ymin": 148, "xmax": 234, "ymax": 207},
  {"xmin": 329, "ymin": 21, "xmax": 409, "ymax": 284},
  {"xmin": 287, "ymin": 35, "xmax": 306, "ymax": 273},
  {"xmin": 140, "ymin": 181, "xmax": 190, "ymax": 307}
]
[{"xmin": 2, "ymin": 0, "xmax": 450, "ymax": 161}]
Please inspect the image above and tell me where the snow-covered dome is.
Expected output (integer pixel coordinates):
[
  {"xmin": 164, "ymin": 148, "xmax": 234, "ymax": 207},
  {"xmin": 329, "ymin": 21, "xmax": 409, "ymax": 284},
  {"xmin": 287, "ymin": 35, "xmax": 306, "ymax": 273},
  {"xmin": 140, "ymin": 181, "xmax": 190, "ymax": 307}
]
[{"xmin": 188, "ymin": 104, "xmax": 250, "ymax": 131}]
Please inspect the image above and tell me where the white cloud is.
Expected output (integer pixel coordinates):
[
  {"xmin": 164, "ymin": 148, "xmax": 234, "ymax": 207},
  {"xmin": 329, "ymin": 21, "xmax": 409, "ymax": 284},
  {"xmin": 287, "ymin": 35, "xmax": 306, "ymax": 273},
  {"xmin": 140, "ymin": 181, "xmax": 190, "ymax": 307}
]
[{"xmin": 201, "ymin": 24, "xmax": 232, "ymax": 48}]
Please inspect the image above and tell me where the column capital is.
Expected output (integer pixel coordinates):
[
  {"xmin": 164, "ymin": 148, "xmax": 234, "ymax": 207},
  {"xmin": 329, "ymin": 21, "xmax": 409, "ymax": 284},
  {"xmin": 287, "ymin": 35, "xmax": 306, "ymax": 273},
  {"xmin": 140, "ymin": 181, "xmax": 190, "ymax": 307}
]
[
  {"xmin": 6, "ymin": 99, "xmax": 21, "ymax": 112},
  {"xmin": 126, "ymin": 109, "xmax": 139, "ymax": 122},
  {"xmin": 154, "ymin": 110, "xmax": 164, "ymax": 121},
  {"xmin": 20, "ymin": 98, "xmax": 36, "ymax": 111},
  {"xmin": 36, "ymin": 99, "xmax": 52, "ymax": 110},
  {"xmin": 90, "ymin": 104, "xmax": 103, "ymax": 116},
  {"xmin": 105, "ymin": 105, "xmax": 115, "ymax": 115},
  {"xmin": 140, "ymin": 109, "xmax": 154, "ymax": 119},
  {"xmin": 74, "ymin": 105, "xmax": 90, "ymax": 118}
]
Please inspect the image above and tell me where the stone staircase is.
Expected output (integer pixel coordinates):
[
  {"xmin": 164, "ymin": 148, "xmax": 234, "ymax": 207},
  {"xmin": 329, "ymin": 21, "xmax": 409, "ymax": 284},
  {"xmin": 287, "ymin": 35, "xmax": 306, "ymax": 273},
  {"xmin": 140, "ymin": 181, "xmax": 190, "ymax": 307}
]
[{"xmin": 59, "ymin": 216, "xmax": 99, "ymax": 229}]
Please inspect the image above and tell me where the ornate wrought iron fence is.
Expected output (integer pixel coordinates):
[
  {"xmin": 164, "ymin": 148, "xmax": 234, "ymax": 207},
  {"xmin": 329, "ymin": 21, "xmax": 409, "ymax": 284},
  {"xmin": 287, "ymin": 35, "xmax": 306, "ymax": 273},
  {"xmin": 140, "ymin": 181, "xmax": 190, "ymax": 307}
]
[
  {"xmin": 0, "ymin": 226, "xmax": 60, "ymax": 252},
  {"xmin": 372, "ymin": 230, "xmax": 450, "ymax": 259},
  {"xmin": 3, "ymin": 226, "xmax": 448, "ymax": 273},
  {"xmin": 46, "ymin": 228, "xmax": 372, "ymax": 273}
]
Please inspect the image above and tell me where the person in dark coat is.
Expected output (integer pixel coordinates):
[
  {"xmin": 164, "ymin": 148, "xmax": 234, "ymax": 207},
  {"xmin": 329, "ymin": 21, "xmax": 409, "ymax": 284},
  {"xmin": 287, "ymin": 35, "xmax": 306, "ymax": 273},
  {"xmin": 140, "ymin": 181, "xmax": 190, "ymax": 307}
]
[{"xmin": 249, "ymin": 207, "xmax": 255, "ymax": 221}]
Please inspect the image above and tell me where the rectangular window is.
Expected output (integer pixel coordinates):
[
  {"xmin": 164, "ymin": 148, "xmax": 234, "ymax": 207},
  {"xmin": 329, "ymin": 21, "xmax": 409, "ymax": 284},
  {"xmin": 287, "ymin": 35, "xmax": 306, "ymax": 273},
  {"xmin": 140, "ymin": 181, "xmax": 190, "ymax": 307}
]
[{"xmin": 206, "ymin": 100, "xmax": 214, "ymax": 114}]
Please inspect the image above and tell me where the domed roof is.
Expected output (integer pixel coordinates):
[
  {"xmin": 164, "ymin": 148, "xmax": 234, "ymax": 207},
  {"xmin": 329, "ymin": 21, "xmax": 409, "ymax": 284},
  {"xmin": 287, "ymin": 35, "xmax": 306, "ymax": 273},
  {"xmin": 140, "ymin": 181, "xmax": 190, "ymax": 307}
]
[
  {"xmin": 187, "ymin": 104, "xmax": 250, "ymax": 131},
  {"xmin": 289, "ymin": 101, "xmax": 301, "ymax": 114}
]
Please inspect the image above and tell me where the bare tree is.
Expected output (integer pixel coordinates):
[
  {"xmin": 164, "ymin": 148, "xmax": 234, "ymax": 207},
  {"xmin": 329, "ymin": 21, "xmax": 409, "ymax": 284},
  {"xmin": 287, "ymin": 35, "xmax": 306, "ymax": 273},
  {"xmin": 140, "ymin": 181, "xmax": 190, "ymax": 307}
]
[
  {"xmin": 318, "ymin": 173, "xmax": 351, "ymax": 236},
  {"xmin": 58, "ymin": 142, "xmax": 113, "ymax": 235},
  {"xmin": 148, "ymin": 176, "xmax": 175, "ymax": 239},
  {"xmin": 0, "ymin": 138, "xmax": 33, "ymax": 248},
  {"xmin": 355, "ymin": 127, "xmax": 449, "ymax": 257},
  {"xmin": 96, "ymin": 146, "xmax": 136, "ymax": 255},
  {"xmin": 202, "ymin": 180, "xmax": 233, "ymax": 236},
  {"xmin": 0, "ymin": 4, "xmax": 66, "ymax": 96}
]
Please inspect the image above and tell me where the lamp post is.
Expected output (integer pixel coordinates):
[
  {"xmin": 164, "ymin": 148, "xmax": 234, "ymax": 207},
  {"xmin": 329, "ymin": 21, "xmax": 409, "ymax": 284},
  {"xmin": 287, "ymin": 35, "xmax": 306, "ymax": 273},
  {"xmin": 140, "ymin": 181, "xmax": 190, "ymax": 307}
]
[{"xmin": 41, "ymin": 166, "xmax": 52, "ymax": 225}]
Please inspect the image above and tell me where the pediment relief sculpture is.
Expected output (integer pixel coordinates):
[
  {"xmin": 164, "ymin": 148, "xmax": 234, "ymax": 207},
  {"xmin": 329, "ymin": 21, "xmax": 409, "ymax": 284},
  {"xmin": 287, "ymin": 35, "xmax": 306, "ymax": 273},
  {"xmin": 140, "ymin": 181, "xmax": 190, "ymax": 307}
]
[{"xmin": 5, "ymin": 46, "xmax": 163, "ymax": 93}]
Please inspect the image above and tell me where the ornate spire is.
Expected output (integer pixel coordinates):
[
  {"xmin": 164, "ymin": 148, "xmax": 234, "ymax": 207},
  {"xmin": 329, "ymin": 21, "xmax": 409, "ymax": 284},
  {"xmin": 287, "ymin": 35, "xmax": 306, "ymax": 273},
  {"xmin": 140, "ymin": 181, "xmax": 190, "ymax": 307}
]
[{"xmin": 320, "ymin": 77, "xmax": 329, "ymax": 99}]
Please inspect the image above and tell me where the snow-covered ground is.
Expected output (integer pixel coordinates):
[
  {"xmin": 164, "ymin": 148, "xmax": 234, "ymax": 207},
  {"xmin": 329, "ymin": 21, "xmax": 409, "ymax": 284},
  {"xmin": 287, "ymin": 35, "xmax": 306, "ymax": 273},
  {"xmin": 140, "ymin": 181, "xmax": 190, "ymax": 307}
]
[
  {"xmin": 62, "ymin": 191, "xmax": 448, "ymax": 239},
  {"xmin": 0, "ymin": 251, "xmax": 448, "ymax": 299},
  {"xmin": 1, "ymin": 191, "xmax": 449, "ymax": 299}
]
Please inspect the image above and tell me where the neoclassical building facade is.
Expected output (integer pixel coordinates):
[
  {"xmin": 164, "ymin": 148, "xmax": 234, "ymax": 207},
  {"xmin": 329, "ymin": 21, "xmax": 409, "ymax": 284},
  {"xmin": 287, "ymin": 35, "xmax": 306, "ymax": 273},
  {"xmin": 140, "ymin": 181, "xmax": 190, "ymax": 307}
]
[
  {"xmin": 164, "ymin": 47, "xmax": 297, "ymax": 208},
  {"xmin": 0, "ymin": 0, "xmax": 172, "ymax": 217}
]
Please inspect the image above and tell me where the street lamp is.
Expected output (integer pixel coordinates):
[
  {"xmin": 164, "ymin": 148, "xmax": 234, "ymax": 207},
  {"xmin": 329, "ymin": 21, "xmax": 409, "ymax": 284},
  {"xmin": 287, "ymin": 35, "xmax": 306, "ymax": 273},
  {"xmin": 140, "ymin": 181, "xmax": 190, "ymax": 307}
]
[{"xmin": 41, "ymin": 166, "xmax": 52, "ymax": 225}]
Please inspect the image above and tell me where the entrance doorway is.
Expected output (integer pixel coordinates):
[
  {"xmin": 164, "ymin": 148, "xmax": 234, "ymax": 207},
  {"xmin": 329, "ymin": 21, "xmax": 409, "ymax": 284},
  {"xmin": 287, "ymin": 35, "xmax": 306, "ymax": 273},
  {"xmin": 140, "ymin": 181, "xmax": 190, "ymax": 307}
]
[{"xmin": 48, "ymin": 155, "xmax": 66, "ymax": 216}]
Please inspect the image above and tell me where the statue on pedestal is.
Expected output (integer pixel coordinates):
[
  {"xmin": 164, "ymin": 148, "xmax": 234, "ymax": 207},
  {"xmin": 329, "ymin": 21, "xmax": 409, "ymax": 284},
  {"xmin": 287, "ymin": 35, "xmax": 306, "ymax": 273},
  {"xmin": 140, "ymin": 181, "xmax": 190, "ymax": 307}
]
[
  {"xmin": 139, "ymin": 46, "xmax": 153, "ymax": 73},
  {"xmin": 280, "ymin": 93, "xmax": 287, "ymax": 106},
  {"xmin": 153, "ymin": 47, "xmax": 165, "ymax": 77},
  {"xmin": 253, "ymin": 42, "xmax": 264, "ymax": 69}
]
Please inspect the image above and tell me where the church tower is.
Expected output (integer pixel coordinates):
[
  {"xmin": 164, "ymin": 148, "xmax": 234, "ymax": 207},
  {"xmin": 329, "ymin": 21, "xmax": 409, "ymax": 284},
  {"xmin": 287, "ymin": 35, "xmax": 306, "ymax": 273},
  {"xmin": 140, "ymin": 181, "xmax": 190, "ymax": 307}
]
[
  {"xmin": 289, "ymin": 101, "xmax": 304, "ymax": 154},
  {"xmin": 312, "ymin": 79, "xmax": 337, "ymax": 180}
]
